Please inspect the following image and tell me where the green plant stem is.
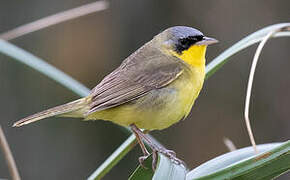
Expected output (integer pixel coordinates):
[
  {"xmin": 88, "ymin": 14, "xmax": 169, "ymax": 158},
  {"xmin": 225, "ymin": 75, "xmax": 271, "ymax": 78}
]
[
  {"xmin": 0, "ymin": 40, "xmax": 90, "ymax": 97},
  {"xmin": 188, "ymin": 141, "xmax": 290, "ymax": 180},
  {"xmin": 88, "ymin": 135, "xmax": 137, "ymax": 180},
  {"xmin": 0, "ymin": 1, "xmax": 109, "ymax": 40},
  {"xmin": 0, "ymin": 125, "xmax": 21, "ymax": 180}
]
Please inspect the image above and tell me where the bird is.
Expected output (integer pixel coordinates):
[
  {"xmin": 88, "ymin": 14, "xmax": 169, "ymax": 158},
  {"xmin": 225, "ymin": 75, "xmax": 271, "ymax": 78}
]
[{"xmin": 13, "ymin": 26, "xmax": 217, "ymax": 169}]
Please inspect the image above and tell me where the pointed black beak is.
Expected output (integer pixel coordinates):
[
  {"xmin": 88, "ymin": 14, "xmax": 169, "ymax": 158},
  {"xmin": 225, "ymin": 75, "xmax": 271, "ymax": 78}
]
[{"xmin": 196, "ymin": 36, "xmax": 218, "ymax": 45}]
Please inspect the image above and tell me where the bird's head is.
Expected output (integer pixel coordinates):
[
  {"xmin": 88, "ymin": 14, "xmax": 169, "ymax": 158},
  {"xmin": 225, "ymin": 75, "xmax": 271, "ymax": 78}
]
[{"xmin": 154, "ymin": 26, "xmax": 218, "ymax": 67}]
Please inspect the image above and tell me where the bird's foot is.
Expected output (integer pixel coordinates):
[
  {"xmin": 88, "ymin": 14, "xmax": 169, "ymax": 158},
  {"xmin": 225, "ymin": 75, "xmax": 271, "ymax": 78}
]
[
  {"xmin": 130, "ymin": 124, "xmax": 186, "ymax": 170},
  {"xmin": 138, "ymin": 155, "xmax": 149, "ymax": 168},
  {"xmin": 149, "ymin": 146, "xmax": 186, "ymax": 167},
  {"xmin": 138, "ymin": 151, "xmax": 158, "ymax": 171},
  {"xmin": 138, "ymin": 144, "xmax": 186, "ymax": 170}
]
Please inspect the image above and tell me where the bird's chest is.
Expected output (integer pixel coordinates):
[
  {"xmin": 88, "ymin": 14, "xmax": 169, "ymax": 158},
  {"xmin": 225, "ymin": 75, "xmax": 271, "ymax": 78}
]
[
  {"xmin": 169, "ymin": 68, "xmax": 205, "ymax": 118},
  {"xmin": 134, "ymin": 67, "xmax": 205, "ymax": 130}
]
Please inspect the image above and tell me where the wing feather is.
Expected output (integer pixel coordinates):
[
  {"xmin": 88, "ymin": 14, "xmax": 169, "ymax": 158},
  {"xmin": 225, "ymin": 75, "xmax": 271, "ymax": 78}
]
[{"xmin": 87, "ymin": 46, "xmax": 183, "ymax": 114}]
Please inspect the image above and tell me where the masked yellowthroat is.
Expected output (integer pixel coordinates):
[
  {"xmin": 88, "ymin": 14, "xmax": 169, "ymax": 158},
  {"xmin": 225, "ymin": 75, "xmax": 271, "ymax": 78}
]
[{"xmin": 13, "ymin": 26, "xmax": 217, "ymax": 168}]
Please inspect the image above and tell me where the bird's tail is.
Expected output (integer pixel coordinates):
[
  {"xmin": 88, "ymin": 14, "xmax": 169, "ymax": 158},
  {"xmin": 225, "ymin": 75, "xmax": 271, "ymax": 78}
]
[{"xmin": 13, "ymin": 97, "xmax": 89, "ymax": 127}]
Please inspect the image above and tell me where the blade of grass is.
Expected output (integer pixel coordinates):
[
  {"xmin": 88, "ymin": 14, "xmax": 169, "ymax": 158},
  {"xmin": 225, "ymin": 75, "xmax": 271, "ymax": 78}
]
[
  {"xmin": 187, "ymin": 141, "xmax": 290, "ymax": 180},
  {"xmin": 244, "ymin": 27, "xmax": 287, "ymax": 154},
  {"xmin": 205, "ymin": 23, "xmax": 290, "ymax": 154},
  {"xmin": 87, "ymin": 131, "xmax": 165, "ymax": 180},
  {"xmin": 129, "ymin": 155, "xmax": 155, "ymax": 180},
  {"xmin": 129, "ymin": 154, "xmax": 188, "ymax": 180},
  {"xmin": 223, "ymin": 137, "xmax": 237, "ymax": 152},
  {"xmin": 0, "ymin": 39, "xmax": 90, "ymax": 97},
  {"xmin": 0, "ymin": 0, "xmax": 109, "ymax": 40},
  {"xmin": 244, "ymin": 24, "xmax": 290, "ymax": 154},
  {"xmin": 205, "ymin": 23, "xmax": 290, "ymax": 156},
  {"xmin": 131, "ymin": 142, "xmax": 290, "ymax": 180},
  {"xmin": 88, "ymin": 135, "xmax": 137, "ymax": 180},
  {"xmin": 0, "ymin": 125, "xmax": 20, "ymax": 180}
]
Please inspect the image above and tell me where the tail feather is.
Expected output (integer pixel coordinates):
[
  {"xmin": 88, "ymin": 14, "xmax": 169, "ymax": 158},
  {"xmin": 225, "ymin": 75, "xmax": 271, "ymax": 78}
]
[{"xmin": 13, "ymin": 98, "xmax": 88, "ymax": 127}]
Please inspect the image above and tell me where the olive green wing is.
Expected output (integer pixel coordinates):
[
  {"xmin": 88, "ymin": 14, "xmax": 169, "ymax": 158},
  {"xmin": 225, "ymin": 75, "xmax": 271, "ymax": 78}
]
[{"xmin": 87, "ymin": 48, "xmax": 183, "ymax": 114}]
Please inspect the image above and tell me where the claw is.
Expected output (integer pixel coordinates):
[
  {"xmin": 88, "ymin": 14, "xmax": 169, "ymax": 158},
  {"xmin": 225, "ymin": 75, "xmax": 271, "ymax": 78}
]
[
  {"xmin": 138, "ymin": 155, "xmax": 149, "ymax": 169},
  {"xmin": 166, "ymin": 150, "xmax": 176, "ymax": 157},
  {"xmin": 152, "ymin": 150, "xmax": 158, "ymax": 171},
  {"xmin": 156, "ymin": 148, "xmax": 186, "ymax": 166},
  {"xmin": 130, "ymin": 124, "xmax": 186, "ymax": 170},
  {"xmin": 138, "ymin": 151, "xmax": 158, "ymax": 171}
]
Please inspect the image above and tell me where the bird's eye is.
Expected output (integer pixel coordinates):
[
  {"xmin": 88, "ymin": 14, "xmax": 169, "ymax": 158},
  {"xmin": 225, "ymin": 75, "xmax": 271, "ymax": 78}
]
[
  {"xmin": 180, "ymin": 35, "xmax": 204, "ymax": 46},
  {"xmin": 194, "ymin": 35, "xmax": 203, "ymax": 41},
  {"xmin": 176, "ymin": 35, "xmax": 204, "ymax": 53},
  {"xmin": 180, "ymin": 38, "xmax": 188, "ymax": 45}
]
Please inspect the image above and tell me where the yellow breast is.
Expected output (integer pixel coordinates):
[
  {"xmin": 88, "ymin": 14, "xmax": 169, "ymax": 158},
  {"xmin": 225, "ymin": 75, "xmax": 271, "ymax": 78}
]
[{"xmin": 171, "ymin": 45, "xmax": 207, "ymax": 67}]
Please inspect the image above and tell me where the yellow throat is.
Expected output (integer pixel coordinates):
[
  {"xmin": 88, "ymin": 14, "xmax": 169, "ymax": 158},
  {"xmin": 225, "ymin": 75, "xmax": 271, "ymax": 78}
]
[{"xmin": 172, "ymin": 45, "xmax": 207, "ymax": 67}]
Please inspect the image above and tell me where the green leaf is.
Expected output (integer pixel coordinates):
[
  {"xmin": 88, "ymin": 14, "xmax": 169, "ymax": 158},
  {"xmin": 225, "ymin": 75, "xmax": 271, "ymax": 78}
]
[
  {"xmin": 187, "ymin": 141, "xmax": 290, "ymax": 180},
  {"xmin": 153, "ymin": 154, "xmax": 188, "ymax": 180},
  {"xmin": 88, "ymin": 135, "xmax": 137, "ymax": 180},
  {"xmin": 129, "ymin": 154, "xmax": 188, "ymax": 180},
  {"xmin": 0, "ymin": 39, "xmax": 90, "ymax": 97}
]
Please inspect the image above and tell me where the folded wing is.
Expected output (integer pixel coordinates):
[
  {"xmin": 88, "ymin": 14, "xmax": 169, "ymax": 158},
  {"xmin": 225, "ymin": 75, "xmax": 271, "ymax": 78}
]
[{"xmin": 87, "ymin": 47, "xmax": 184, "ymax": 114}]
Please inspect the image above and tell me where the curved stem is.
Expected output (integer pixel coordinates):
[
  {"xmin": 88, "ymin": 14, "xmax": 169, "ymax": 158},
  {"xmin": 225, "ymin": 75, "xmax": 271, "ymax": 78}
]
[
  {"xmin": 244, "ymin": 29, "xmax": 280, "ymax": 153},
  {"xmin": 0, "ymin": 126, "xmax": 21, "ymax": 180},
  {"xmin": 0, "ymin": 1, "xmax": 109, "ymax": 40}
]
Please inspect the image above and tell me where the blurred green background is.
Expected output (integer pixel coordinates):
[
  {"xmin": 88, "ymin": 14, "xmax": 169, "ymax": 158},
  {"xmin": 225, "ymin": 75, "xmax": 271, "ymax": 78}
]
[{"xmin": 0, "ymin": 0, "xmax": 289, "ymax": 179}]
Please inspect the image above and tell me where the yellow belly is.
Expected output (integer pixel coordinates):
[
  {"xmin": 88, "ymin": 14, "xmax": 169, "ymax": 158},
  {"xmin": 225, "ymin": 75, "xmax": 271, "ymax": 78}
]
[{"xmin": 86, "ymin": 65, "xmax": 205, "ymax": 130}]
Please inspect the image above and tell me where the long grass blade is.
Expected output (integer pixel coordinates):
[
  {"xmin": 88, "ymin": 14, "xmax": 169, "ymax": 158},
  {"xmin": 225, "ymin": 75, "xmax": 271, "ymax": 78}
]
[
  {"xmin": 244, "ymin": 25, "xmax": 290, "ymax": 153},
  {"xmin": 0, "ymin": 125, "xmax": 21, "ymax": 180},
  {"xmin": 244, "ymin": 28, "xmax": 284, "ymax": 154},
  {"xmin": 205, "ymin": 23, "xmax": 290, "ymax": 155},
  {"xmin": 0, "ymin": 40, "xmax": 90, "ymax": 97},
  {"xmin": 0, "ymin": 1, "xmax": 109, "ymax": 40},
  {"xmin": 88, "ymin": 135, "xmax": 137, "ymax": 180},
  {"xmin": 223, "ymin": 137, "xmax": 237, "ymax": 152}
]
